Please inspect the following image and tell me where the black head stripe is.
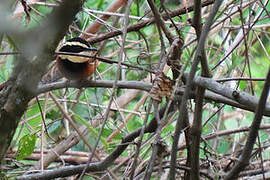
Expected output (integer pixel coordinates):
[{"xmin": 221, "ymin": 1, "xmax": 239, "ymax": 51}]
[{"xmin": 59, "ymin": 45, "xmax": 88, "ymax": 53}]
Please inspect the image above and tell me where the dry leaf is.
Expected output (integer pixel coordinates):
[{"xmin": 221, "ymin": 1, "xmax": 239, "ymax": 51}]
[{"xmin": 149, "ymin": 72, "xmax": 172, "ymax": 102}]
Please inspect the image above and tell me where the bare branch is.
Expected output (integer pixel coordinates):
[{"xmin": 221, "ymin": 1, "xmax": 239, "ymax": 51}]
[
  {"xmin": 0, "ymin": 0, "xmax": 85, "ymax": 163},
  {"xmin": 169, "ymin": 1, "xmax": 223, "ymax": 178},
  {"xmin": 224, "ymin": 68, "xmax": 270, "ymax": 179},
  {"xmin": 87, "ymin": 0, "xmax": 215, "ymax": 44}
]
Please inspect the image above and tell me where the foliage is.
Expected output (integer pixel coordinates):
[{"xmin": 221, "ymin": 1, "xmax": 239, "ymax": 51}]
[
  {"xmin": 1, "ymin": 0, "xmax": 270, "ymax": 179},
  {"xmin": 15, "ymin": 134, "xmax": 37, "ymax": 161}
]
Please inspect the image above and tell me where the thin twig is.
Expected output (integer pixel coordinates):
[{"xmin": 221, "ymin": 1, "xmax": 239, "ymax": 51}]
[
  {"xmin": 169, "ymin": 0, "xmax": 223, "ymax": 179},
  {"xmin": 87, "ymin": 0, "xmax": 215, "ymax": 44},
  {"xmin": 79, "ymin": 0, "xmax": 133, "ymax": 179},
  {"xmin": 224, "ymin": 67, "xmax": 270, "ymax": 179}
]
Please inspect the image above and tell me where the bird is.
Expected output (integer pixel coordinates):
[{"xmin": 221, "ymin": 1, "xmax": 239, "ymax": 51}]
[{"xmin": 56, "ymin": 37, "xmax": 98, "ymax": 80}]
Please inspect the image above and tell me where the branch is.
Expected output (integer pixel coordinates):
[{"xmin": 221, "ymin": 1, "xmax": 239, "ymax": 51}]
[
  {"xmin": 17, "ymin": 100, "xmax": 178, "ymax": 180},
  {"xmin": 188, "ymin": 1, "xmax": 206, "ymax": 179},
  {"xmin": 192, "ymin": 0, "xmax": 211, "ymax": 78},
  {"xmin": 37, "ymin": 76, "xmax": 270, "ymax": 116},
  {"xmin": 87, "ymin": 0, "xmax": 215, "ymax": 44},
  {"xmin": 17, "ymin": 71, "xmax": 270, "ymax": 179},
  {"xmin": 81, "ymin": 0, "xmax": 128, "ymax": 39},
  {"xmin": 0, "ymin": 0, "xmax": 85, "ymax": 162},
  {"xmin": 192, "ymin": 75, "xmax": 270, "ymax": 114},
  {"xmin": 224, "ymin": 68, "xmax": 270, "ymax": 178},
  {"xmin": 169, "ymin": 1, "xmax": 223, "ymax": 178},
  {"xmin": 146, "ymin": 0, "xmax": 175, "ymax": 43},
  {"xmin": 189, "ymin": 86, "xmax": 205, "ymax": 180}
]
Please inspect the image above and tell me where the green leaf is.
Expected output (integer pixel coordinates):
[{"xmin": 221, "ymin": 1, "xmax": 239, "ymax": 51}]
[
  {"xmin": 73, "ymin": 113, "xmax": 108, "ymax": 150},
  {"xmin": 16, "ymin": 134, "xmax": 37, "ymax": 161}
]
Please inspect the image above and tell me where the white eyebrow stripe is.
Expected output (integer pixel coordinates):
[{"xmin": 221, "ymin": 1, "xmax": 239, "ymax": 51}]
[
  {"xmin": 59, "ymin": 55, "xmax": 89, "ymax": 63},
  {"xmin": 59, "ymin": 51, "xmax": 93, "ymax": 63},
  {"xmin": 63, "ymin": 42, "xmax": 89, "ymax": 49}
]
